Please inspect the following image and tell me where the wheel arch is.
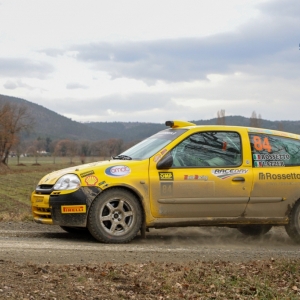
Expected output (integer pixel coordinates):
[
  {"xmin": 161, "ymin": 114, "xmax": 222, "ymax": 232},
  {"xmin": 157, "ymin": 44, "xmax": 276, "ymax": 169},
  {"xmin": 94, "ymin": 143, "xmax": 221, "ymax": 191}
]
[
  {"xmin": 286, "ymin": 197, "xmax": 300, "ymax": 218},
  {"xmin": 88, "ymin": 184, "xmax": 146, "ymax": 223},
  {"xmin": 285, "ymin": 197, "xmax": 300, "ymax": 244}
]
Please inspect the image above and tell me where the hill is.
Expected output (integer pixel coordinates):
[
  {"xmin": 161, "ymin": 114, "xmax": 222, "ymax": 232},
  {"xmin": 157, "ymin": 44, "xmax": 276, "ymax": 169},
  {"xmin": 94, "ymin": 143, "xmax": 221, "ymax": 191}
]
[
  {"xmin": 1, "ymin": 94, "xmax": 300, "ymax": 143},
  {"xmin": 0, "ymin": 94, "xmax": 111, "ymax": 141}
]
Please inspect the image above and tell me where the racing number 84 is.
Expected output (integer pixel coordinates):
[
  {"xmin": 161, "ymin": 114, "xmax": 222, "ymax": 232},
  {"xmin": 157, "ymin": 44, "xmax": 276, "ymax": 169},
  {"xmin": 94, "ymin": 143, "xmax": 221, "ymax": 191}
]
[
  {"xmin": 253, "ymin": 136, "xmax": 272, "ymax": 153},
  {"xmin": 160, "ymin": 182, "xmax": 173, "ymax": 196}
]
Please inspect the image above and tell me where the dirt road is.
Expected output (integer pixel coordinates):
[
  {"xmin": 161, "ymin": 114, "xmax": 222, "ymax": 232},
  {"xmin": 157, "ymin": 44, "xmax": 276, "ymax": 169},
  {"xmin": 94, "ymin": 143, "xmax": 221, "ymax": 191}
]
[{"xmin": 0, "ymin": 222, "xmax": 299, "ymax": 264}]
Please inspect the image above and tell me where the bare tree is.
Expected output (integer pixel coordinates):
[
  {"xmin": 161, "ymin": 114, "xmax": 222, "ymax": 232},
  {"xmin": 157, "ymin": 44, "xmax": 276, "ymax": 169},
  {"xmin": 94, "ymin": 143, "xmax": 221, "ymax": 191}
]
[
  {"xmin": 106, "ymin": 139, "xmax": 123, "ymax": 157},
  {"xmin": 90, "ymin": 140, "xmax": 109, "ymax": 159},
  {"xmin": 79, "ymin": 141, "xmax": 91, "ymax": 163},
  {"xmin": 28, "ymin": 137, "xmax": 46, "ymax": 165},
  {"xmin": 250, "ymin": 111, "xmax": 262, "ymax": 128},
  {"xmin": 217, "ymin": 109, "xmax": 226, "ymax": 125},
  {"xmin": 55, "ymin": 139, "xmax": 78, "ymax": 164},
  {"xmin": 12, "ymin": 140, "xmax": 27, "ymax": 165},
  {"xmin": 50, "ymin": 140, "xmax": 59, "ymax": 164},
  {"xmin": 0, "ymin": 102, "xmax": 33, "ymax": 166}
]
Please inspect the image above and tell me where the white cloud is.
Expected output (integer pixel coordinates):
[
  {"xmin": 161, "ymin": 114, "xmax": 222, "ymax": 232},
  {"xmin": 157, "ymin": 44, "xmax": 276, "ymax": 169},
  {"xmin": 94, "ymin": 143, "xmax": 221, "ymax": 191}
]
[
  {"xmin": 0, "ymin": 58, "xmax": 54, "ymax": 78},
  {"xmin": 3, "ymin": 80, "xmax": 17, "ymax": 90},
  {"xmin": 3, "ymin": 79, "xmax": 36, "ymax": 90},
  {"xmin": 66, "ymin": 83, "xmax": 88, "ymax": 90},
  {"xmin": 0, "ymin": 0, "xmax": 299, "ymax": 123}
]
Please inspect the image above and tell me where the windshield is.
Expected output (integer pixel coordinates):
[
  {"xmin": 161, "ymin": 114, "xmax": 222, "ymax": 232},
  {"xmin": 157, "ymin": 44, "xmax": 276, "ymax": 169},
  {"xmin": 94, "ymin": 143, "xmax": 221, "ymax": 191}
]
[{"xmin": 115, "ymin": 129, "xmax": 187, "ymax": 160}]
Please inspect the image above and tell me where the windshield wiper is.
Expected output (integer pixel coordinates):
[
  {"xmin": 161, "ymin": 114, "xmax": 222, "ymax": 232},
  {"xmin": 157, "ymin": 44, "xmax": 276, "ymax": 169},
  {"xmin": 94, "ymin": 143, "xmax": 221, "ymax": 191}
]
[{"xmin": 112, "ymin": 155, "xmax": 132, "ymax": 160}]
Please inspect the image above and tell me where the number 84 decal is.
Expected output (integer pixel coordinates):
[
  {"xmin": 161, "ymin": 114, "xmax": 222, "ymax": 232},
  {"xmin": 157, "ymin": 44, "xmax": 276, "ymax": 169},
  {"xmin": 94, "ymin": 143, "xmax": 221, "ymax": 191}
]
[
  {"xmin": 160, "ymin": 182, "xmax": 173, "ymax": 196},
  {"xmin": 253, "ymin": 136, "xmax": 272, "ymax": 153}
]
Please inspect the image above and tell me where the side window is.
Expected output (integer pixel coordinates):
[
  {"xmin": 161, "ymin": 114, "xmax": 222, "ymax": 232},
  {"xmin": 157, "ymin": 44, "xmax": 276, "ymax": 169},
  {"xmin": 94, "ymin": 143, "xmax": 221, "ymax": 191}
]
[
  {"xmin": 249, "ymin": 134, "xmax": 300, "ymax": 167},
  {"xmin": 171, "ymin": 131, "xmax": 242, "ymax": 168}
]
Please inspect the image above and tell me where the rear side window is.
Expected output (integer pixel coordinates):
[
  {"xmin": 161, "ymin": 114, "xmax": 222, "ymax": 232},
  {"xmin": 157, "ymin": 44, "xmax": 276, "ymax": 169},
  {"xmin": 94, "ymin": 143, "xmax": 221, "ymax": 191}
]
[
  {"xmin": 171, "ymin": 131, "xmax": 242, "ymax": 167},
  {"xmin": 249, "ymin": 133, "xmax": 300, "ymax": 167}
]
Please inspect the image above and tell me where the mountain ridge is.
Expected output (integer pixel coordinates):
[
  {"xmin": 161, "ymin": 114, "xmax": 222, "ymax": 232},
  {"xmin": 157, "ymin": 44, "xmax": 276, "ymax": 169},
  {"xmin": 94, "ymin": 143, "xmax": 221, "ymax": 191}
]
[{"xmin": 1, "ymin": 94, "xmax": 300, "ymax": 142}]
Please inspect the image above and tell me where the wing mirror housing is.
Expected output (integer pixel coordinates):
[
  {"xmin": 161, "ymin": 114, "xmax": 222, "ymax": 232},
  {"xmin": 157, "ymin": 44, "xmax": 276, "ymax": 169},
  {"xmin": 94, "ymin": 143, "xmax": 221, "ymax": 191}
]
[{"xmin": 156, "ymin": 152, "xmax": 173, "ymax": 170}]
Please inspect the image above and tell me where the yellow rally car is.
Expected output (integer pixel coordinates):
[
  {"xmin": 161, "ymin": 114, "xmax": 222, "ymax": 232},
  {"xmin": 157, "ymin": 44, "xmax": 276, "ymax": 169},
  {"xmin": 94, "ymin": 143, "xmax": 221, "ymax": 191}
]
[{"xmin": 31, "ymin": 120, "xmax": 300, "ymax": 243}]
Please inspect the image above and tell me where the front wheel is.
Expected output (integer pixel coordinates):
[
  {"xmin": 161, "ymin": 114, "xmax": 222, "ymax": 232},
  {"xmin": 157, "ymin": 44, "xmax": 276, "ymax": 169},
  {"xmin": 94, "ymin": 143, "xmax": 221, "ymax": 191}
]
[
  {"xmin": 285, "ymin": 200, "xmax": 300, "ymax": 244},
  {"xmin": 87, "ymin": 188, "xmax": 142, "ymax": 243},
  {"xmin": 237, "ymin": 224, "xmax": 272, "ymax": 236}
]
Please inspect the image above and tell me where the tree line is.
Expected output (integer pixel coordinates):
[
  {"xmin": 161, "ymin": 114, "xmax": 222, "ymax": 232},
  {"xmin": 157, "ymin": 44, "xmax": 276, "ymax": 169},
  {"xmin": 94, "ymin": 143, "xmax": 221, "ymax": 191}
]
[
  {"xmin": 0, "ymin": 102, "xmax": 137, "ymax": 166},
  {"xmin": 23, "ymin": 137, "xmax": 137, "ymax": 164}
]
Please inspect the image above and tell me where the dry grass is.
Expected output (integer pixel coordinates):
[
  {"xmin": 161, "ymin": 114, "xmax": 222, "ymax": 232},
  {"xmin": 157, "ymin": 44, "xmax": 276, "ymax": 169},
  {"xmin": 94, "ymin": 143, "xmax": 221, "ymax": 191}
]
[
  {"xmin": 0, "ymin": 157, "xmax": 100, "ymax": 221},
  {"xmin": 0, "ymin": 259, "xmax": 299, "ymax": 299}
]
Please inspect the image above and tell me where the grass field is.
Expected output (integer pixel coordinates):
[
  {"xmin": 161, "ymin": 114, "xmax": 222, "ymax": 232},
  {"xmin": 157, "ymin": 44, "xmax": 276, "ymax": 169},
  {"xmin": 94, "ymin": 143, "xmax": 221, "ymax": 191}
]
[{"xmin": 0, "ymin": 156, "xmax": 101, "ymax": 221}]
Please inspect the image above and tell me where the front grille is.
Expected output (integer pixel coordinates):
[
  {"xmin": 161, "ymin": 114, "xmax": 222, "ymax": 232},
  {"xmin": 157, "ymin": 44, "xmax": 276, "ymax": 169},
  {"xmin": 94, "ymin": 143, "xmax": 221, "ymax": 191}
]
[{"xmin": 33, "ymin": 207, "xmax": 52, "ymax": 219}]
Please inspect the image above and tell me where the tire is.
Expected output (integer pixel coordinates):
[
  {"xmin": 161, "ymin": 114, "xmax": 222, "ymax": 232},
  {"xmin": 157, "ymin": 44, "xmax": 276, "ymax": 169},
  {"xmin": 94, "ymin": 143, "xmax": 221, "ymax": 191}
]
[
  {"xmin": 285, "ymin": 200, "xmax": 300, "ymax": 244},
  {"xmin": 60, "ymin": 226, "xmax": 89, "ymax": 234},
  {"xmin": 237, "ymin": 224, "xmax": 272, "ymax": 236},
  {"xmin": 87, "ymin": 188, "xmax": 142, "ymax": 243}
]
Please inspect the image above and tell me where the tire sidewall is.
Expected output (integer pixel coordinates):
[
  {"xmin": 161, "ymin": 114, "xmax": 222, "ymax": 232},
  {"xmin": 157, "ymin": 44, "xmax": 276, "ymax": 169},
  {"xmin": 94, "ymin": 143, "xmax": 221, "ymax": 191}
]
[
  {"xmin": 88, "ymin": 189, "xmax": 142, "ymax": 243},
  {"xmin": 286, "ymin": 201, "xmax": 300, "ymax": 243}
]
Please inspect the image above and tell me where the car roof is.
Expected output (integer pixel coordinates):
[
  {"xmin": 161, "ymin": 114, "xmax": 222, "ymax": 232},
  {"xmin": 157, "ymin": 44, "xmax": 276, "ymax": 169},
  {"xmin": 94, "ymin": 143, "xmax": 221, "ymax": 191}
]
[{"xmin": 165, "ymin": 120, "xmax": 300, "ymax": 140}]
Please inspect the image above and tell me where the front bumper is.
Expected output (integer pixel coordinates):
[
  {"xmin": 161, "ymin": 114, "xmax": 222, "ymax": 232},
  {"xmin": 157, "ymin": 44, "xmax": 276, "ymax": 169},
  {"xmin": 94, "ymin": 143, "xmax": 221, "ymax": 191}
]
[{"xmin": 31, "ymin": 186, "xmax": 102, "ymax": 227}]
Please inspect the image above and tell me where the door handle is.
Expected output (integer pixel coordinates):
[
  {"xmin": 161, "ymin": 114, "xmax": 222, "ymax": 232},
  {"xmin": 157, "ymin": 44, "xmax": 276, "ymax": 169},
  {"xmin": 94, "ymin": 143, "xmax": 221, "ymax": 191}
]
[{"xmin": 232, "ymin": 177, "xmax": 245, "ymax": 182}]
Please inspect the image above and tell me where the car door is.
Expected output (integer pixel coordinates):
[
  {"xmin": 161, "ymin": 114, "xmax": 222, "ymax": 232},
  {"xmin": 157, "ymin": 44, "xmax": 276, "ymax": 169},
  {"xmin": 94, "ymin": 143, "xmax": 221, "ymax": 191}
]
[
  {"xmin": 247, "ymin": 132, "xmax": 300, "ymax": 218},
  {"xmin": 149, "ymin": 130, "xmax": 253, "ymax": 218}
]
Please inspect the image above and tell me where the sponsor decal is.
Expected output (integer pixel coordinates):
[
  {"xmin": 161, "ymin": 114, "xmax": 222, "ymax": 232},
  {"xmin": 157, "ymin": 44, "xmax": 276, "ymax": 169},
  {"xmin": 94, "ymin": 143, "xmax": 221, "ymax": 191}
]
[
  {"xmin": 212, "ymin": 169, "xmax": 248, "ymax": 180},
  {"xmin": 159, "ymin": 172, "xmax": 174, "ymax": 181},
  {"xmin": 34, "ymin": 196, "xmax": 44, "ymax": 203},
  {"xmin": 161, "ymin": 148, "xmax": 168, "ymax": 155},
  {"xmin": 253, "ymin": 154, "xmax": 290, "ymax": 160},
  {"xmin": 254, "ymin": 161, "xmax": 285, "ymax": 167},
  {"xmin": 249, "ymin": 129, "xmax": 300, "ymax": 139},
  {"xmin": 153, "ymin": 149, "xmax": 168, "ymax": 163},
  {"xmin": 253, "ymin": 154, "xmax": 289, "ymax": 167},
  {"xmin": 184, "ymin": 175, "xmax": 208, "ymax": 181},
  {"xmin": 61, "ymin": 205, "xmax": 86, "ymax": 214},
  {"xmin": 248, "ymin": 128, "xmax": 273, "ymax": 135},
  {"xmin": 105, "ymin": 165, "xmax": 131, "ymax": 177},
  {"xmin": 85, "ymin": 175, "xmax": 98, "ymax": 185},
  {"xmin": 158, "ymin": 131, "xmax": 177, "ymax": 135},
  {"xmin": 98, "ymin": 181, "xmax": 106, "ymax": 186},
  {"xmin": 80, "ymin": 170, "xmax": 95, "ymax": 178},
  {"xmin": 259, "ymin": 173, "xmax": 300, "ymax": 180},
  {"xmin": 153, "ymin": 154, "xmax": 162, "ymax": 163}
]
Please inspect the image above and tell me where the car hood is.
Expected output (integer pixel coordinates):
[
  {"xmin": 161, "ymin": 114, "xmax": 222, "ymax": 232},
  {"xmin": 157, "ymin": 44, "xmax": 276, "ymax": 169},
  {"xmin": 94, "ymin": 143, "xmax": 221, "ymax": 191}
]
[{"xmin": 38, "ymin": 160, "xmax": 136, "ymax": 185}]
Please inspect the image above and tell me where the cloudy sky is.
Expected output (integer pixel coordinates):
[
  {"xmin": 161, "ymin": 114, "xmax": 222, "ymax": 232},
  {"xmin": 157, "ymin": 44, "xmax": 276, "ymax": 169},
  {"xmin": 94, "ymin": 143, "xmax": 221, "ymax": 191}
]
[{"xmin": 0, "ymin": 0, "xmax": 299, "ymax": 123}]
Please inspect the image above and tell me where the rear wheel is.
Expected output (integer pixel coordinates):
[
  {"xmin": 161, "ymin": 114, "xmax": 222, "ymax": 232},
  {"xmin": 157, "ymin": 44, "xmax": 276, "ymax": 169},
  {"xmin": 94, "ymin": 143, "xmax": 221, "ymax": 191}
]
[
  {"xmin": 88, "ymin": 188, "xmax": 142, "ymax": 243},
  {"xmin": 285, "ymin": 200, "xmax": 300, "ymax": 244},
  {"xmin": 237, "ymin": 225, "xmax": 272, "ymax": 236}
]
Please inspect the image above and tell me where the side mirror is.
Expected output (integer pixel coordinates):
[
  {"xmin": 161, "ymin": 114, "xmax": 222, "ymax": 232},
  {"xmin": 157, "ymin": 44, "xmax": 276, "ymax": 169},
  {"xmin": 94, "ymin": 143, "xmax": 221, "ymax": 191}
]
[{"xmin": 156, "ymin": 152, "xmax": 173, "ymax": 170}]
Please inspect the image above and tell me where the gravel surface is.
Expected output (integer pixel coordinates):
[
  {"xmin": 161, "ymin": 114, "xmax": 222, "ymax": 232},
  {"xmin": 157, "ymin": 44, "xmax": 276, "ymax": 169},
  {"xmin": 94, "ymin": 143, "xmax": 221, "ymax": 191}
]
[
  {"xmin": 1, "ymin": 222, "xmax": 300, "ymax": 299},
  {"xmin": 0, "ymin": 222, "xmax": 299, "ymax": 264}
]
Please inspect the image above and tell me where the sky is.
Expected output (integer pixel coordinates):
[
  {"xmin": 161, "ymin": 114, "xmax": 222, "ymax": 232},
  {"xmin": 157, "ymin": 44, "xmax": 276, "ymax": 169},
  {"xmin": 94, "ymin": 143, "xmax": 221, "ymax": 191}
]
[{"xmin": 0, "ymin": 0, "xmax": 299, "ymax": 123}]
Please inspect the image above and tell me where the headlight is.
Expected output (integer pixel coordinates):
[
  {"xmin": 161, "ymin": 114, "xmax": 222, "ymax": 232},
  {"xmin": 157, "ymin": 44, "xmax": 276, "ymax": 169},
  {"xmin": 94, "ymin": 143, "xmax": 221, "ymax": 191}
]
[{"xmin": 53, "ymin": 174, "xmax": 81, "ymax": 190}]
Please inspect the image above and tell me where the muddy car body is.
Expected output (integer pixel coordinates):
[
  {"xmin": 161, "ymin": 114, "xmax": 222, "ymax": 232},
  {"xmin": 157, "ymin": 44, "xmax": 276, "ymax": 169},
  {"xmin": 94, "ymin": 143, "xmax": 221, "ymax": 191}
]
[{"xmin": 31, "ymin": 120, "xmax": 300, "ymax": 243}]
